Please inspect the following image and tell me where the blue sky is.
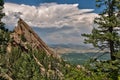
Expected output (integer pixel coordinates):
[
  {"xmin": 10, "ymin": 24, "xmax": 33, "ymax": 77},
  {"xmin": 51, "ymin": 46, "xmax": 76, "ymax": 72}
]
[
  {"xmin": 3, "ymin": 0, "xmax": 99, "ymax": 45},
  {"xmin": 5, "ymin": 0, "xmax": 98, "ymax": 12}
]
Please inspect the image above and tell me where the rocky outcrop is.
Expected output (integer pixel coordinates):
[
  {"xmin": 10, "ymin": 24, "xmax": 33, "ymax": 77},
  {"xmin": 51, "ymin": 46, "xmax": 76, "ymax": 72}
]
[
  {"xmin": 11, "ymin": 18, "xmax": 54, "ymax": 55},
  {"xmin": 4, "ymin": 18, "xmax": 65, "ymax": 80}
]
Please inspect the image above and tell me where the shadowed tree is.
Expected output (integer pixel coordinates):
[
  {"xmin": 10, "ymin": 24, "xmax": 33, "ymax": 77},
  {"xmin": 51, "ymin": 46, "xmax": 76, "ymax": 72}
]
[
  {"xmin": 0, "ymin": 0, "xmax": 9, "ymax": 47},
  {"xmin": 82, "ymin": 0, "xmax": 120, "ymax": 60},
  {"xmin": 82, "ymin": 1, "xmax": 120, "ymax": 79},
  {"xmin": 0, "ymin": 0, "xmax": 5, "ymax": 30}
]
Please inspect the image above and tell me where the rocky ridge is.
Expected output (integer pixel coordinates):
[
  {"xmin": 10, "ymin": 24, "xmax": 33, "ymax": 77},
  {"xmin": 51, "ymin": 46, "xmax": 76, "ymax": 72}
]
[
  {"xmin": 10, "ymin": 18, "xmax": 54, "ymax": 55},
  {"xmin": 2, "ymin": 18, "xmax": 65, "ymax": 80}
]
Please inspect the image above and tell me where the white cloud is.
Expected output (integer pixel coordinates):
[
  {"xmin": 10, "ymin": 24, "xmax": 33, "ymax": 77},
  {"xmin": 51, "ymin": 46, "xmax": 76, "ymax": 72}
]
[
  {"xmin": 3, "ymin": 2, "xmax": 98, "ymax": 28},
  {"xmin": 2, "ymin": 2, "xmax": 98, "ymax": 45}
]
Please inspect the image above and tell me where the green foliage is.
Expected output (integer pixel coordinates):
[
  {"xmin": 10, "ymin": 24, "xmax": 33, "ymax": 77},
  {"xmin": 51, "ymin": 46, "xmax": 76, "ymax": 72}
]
[
  {"xmin": 0, "ymin": 0, "xmax": 6, "ymax": 31},
  {"xmin": 12, "ymin": 50, "xmax": 42, "ymax": 80},
  {"xmin": 82, "ymin": 0, "xmax": 120, "ymax": 79},
  {"xmin": 65, "ymin": 65, "xmax": 111, "ymax": 80},
  {"xmin": 0, "ymin": 29, "xmax": 10, "ymax": 46},
  {"xmin": 21, "ymin": 34, "xmax": 27, "ymax": 42},
  {"xmin": 84, "ymin": 56, "xmax": 120, "ymax": 80},
  {"xmin": 0, "ymin": 0, "xmax": 9, "ymax": 46},
  {"xmin": 1, "ymin": 43, "xmax": 114, "ymax": 80},
  {"xmin": 0, "ymin": 0, "xmax": 11, "ymax": 79},
  {"xmin": 82, "ymin": 0, "xmax": 120, "ymax": 60},
  {"xmin": 0, "ymin": 45, "xmax": 66, "ymax": 80}
]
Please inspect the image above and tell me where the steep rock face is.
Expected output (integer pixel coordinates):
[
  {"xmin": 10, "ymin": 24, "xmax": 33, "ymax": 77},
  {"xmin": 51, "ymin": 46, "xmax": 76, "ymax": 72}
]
[
  {"xmin": 2, "ymin": 18, "xmax": 65, "ymax": 80},
  {"xmin": 11, "ymin": 18, "xmax": 54, "ymax": 55}
]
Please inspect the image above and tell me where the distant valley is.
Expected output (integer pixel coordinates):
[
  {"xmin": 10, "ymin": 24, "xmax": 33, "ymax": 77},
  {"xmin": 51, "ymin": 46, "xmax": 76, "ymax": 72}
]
[{"xmin": 49, "ymin": 44, "xmax": 108, "ymax": 54}]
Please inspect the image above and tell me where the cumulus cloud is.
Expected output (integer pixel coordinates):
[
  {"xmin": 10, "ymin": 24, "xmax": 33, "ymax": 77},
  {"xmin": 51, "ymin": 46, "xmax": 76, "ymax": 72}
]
[
  {"xmin": 3, "ymin": 2, "xmax": 97, "ymax": 28},
  {"xmin": 2, "ymin": 2, "xmax": 98, "ymax": 45}
]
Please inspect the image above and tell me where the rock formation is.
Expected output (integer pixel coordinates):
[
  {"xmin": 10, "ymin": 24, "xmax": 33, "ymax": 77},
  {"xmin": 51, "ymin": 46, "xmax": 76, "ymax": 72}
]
[
  {"xmin": 11, "ymin": 18, "xmax": 54, "ymax": 55},
  {"xmin": 1, "ymin": 18, "xmax": 64, "ymax": 80}
]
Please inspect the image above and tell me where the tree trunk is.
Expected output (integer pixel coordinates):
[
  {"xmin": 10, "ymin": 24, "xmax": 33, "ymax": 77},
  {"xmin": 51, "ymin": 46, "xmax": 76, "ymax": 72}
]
[
  {"xmin": 109, "ymin": 26, "xmax": 115, "ymax": 60},
  {"xmin": 109, "ymin": 40, "xmax": 116, "ymax": 60},
  {"xmin": 108, "ymin": 0, "xmax": 116, "ymax": 60}
]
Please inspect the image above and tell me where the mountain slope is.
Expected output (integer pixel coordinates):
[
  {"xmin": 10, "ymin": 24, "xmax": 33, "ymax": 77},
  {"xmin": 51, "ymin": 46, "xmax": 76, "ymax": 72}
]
[
  {"xmin": 0, "ymin": 18, "xmax": 66, "ymax": 80},
  {"xmin": 11, "ymin": 18, "xmax": 54, "ymax": 55},
  {"xmin": 0, "ymin": 18, "xmax": 111, "ymax": 80}
]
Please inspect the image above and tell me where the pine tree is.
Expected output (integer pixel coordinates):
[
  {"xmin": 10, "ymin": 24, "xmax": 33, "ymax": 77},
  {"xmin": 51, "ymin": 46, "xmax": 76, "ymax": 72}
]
[
  {"xmin": 82, "ymin": 0, "xmax": 120, "ymax": 60},
  {"xmin": 0, "ymin": 0, "xmax": 9, "ymax": 47},
  {"xmin": 0, "ymin": 0, "xmax": 5, "ymax": 45},
  {"xmin": 0, "ymin": 0, "xmax": 11, "ymax": 79},
  {"xmin": 0, "ymin": 0, "xmax": 5, "ymax": 31}
]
